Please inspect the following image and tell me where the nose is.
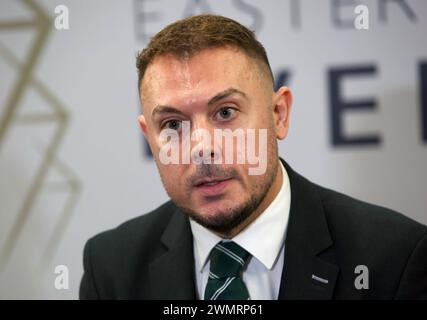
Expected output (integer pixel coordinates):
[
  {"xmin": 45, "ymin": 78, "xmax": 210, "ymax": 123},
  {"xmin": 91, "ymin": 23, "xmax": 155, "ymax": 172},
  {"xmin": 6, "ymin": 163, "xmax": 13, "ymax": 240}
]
[{"xmin": 190, "ymin": 119, "xmax": 221, "ymax": 164}]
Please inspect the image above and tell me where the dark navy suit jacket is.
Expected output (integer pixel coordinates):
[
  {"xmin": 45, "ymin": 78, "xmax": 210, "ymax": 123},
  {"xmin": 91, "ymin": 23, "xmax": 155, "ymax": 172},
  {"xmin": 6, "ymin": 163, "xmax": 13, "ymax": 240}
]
[{"xmin": 80, "ymin": 160, "xmax": 427, "ymax": 299}]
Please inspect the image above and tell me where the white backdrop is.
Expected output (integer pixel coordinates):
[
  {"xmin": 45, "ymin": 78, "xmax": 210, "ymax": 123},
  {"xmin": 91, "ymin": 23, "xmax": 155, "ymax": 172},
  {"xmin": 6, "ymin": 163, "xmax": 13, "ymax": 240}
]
[{"xmin": 0, "ymin": 0, "xmax": 426, "ymax": 299}]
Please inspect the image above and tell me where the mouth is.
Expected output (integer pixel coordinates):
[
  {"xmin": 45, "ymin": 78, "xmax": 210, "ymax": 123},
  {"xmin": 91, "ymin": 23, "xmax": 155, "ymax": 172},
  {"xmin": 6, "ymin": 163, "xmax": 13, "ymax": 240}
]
[{"xmin": 193, "ymin": 177, "xmax": 233, "ymax": 197}]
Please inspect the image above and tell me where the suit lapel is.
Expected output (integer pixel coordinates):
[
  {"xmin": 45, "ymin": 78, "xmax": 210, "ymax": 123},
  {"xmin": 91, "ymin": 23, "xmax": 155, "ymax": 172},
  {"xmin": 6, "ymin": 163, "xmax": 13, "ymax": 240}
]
[
  {"xmin": 279, "ymin": 160, "xmax": 339, "ymax": 299},
  {"xmin": 148, "ymin": 209, "xmax": 196, "ymax": 299}
]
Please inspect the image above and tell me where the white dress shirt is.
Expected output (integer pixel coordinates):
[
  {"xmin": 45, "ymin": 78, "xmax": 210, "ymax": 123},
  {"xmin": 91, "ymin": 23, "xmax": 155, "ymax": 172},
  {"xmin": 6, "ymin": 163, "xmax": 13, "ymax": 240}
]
[{"xmin": 190, "ymin": 161, "xmax": 291, "ymax": 300}]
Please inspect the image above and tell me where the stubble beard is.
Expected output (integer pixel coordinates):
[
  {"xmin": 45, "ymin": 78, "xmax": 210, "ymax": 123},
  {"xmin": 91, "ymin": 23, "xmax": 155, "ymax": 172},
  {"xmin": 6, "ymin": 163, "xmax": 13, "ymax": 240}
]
[{"xmin": 166, "ymin": 153, "xmax": 279, "ymax": 236}]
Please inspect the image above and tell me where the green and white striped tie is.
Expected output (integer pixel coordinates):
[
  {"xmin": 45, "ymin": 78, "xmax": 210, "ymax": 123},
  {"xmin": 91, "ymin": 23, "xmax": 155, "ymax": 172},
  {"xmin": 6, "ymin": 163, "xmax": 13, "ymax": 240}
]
[{"xmin": 204, "ymin": 241, "xmax": 251, "ymax": 300}]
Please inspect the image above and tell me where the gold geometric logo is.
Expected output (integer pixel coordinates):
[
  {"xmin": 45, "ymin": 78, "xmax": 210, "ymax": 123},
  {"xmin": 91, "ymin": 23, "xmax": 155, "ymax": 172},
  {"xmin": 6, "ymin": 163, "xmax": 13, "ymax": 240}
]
[{"xmin": 0, "ymin": 0, "xmax": 80, "ymax": 270}]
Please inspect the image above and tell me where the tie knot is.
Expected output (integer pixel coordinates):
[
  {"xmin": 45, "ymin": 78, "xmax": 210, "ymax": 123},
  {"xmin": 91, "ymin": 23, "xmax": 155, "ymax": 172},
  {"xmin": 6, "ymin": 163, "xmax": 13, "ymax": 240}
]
[{"xmin": 209, "ymin": 241, "xmax": 250, "ymax": 279}]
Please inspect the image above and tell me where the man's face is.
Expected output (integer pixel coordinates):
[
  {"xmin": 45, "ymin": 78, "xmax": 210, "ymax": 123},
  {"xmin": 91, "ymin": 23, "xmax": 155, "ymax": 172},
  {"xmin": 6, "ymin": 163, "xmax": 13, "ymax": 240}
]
[{"xmin": 139, "ymin": 47, "xmax": 291, "ymax": 235}]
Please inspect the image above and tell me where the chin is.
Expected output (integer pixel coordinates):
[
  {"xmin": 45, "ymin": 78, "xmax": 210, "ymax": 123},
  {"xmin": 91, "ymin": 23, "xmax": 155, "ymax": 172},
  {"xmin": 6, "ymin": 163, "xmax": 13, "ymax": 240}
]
[
  {"xmin": 181, "ymin": 198, "xmax": 254, "ymax": 234},
  {"xmin": 199, "ymin": 207, "xmax": 235, "ymax": 221},
  {"xmin": 197, "ymin": 198, "xmax": 240, "ymax": 215},
  {"xmin": 192, "ymin": 211, "xmax": 243, "ymax": 232}
]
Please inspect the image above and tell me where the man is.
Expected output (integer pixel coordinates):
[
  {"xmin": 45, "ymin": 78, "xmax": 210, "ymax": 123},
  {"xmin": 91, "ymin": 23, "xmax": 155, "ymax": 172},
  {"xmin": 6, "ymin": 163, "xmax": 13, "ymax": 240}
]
[{"xmin": 80, "ymin": 14, "xmax": 427, "ymax": 300}]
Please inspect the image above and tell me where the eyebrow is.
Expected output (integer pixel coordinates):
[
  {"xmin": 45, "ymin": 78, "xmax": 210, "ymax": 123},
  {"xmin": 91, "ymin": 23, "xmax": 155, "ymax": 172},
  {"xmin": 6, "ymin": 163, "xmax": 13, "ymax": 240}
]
[
  {"xmin": 207, "ymin": 87, "xmax": 247, "ymax": 107},
  {"xmin": 151, "ymin": 87, "xmax": 247, "ymax": 119},
  {"xmin": 151, "ymin": 106, "xmax": 184, "ymax": 119}
]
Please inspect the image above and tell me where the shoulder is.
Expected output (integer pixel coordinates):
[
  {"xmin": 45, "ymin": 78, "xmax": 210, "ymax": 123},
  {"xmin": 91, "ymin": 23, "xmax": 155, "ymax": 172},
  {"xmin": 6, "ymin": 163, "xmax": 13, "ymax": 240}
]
[
  {"xmin": 80, "ymin": 201, "xmax": 178, "ymax": 298},
  {"xmin": 315, "ymin": 185, "xmax": 427, "ymax": 297},
  {"xmin": 318, "ymin": 185, "xmax": 427, "ymax": 242},
  {"xmin": 85, "ymin": 200, "xmax": 177, "ymax": 262},
  {"xmin": 285, "ymin": 161, "xmax": 427, "ymax": 244},
  {"xmin": 315, "ymin": 183, "xmax": 427, "ymax": 276}
]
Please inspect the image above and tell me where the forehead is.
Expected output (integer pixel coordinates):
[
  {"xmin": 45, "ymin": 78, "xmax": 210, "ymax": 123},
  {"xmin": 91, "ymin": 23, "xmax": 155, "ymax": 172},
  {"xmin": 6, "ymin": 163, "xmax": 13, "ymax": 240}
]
[{"xmin": 140, "ymin": 47, "xmax": 260, "ymax": 109}]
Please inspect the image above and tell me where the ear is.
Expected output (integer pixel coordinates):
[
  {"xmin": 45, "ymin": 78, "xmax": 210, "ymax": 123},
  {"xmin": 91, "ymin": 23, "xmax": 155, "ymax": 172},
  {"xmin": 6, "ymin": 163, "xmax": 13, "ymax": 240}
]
[
  {"xmin": 273, "ymin": 86, "xmax": 293, "ymax": 140},
  {"xmin": 138, "ymin": 114, "xmax": 149, "ymax": 138}
]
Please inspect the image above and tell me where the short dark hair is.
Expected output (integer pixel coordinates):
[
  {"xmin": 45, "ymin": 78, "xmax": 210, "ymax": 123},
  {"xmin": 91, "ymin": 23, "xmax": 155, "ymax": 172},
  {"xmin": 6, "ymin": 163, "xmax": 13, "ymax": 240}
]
[{"xmin": 136, "ymin": 14, "xmax": 274, "ymax": 91}]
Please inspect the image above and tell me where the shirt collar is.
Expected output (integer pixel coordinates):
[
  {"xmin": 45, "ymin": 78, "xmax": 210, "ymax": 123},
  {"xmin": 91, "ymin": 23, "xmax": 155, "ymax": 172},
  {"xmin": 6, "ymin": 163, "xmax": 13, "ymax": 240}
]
[{"xmin": 190, "ymin": 161, "xmax": 291, "ymax": 271}]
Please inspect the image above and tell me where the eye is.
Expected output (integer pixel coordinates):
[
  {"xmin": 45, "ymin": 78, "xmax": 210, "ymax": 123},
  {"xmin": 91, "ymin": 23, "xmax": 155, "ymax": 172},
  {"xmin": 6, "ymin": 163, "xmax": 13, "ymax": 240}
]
[
  {"xmin": 216, "ymin": 107, "xmax": 237, "ymax": 121},
  {"xmin": 163, "ymin": 119, "xmax": 182, "ymax": 131}
]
